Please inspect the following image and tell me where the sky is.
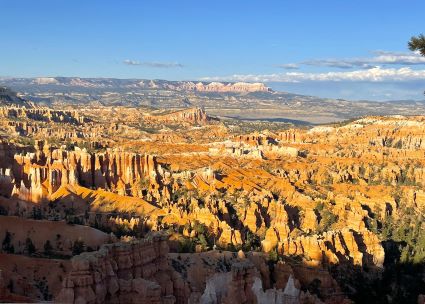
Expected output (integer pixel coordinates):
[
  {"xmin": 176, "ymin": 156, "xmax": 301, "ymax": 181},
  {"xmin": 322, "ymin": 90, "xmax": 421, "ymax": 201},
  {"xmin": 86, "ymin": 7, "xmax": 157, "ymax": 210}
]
[{"xmin": 1, "ymin": 0, "xmax": 425, "ymax": 101}]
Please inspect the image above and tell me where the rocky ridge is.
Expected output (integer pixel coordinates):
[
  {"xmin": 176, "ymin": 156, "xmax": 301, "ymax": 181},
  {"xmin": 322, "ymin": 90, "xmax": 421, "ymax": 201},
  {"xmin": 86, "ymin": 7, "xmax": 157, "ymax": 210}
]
[
  {"xmin": 144, "ymin": 107, "xmax": 211, "ymax": 125},
  {"xmin": 1, "ymin": 78, "xmax": 272, "ymax": 93}
]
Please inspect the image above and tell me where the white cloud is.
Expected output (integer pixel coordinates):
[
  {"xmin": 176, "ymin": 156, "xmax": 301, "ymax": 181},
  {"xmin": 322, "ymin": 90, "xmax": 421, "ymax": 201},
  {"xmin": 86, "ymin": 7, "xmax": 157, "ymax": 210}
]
[
  {"xmin": 124, "ymin": 59, "xmax": 141, "ymax": 65},
  {"xmin": 201, "ymin": 67, "xmax": 425, "ymax": 83},
  {"xmin": 281, "ymin": 51, "xmax": 425, "ymax": 69},
  {"xmin": 276, "ymin": 63, "xmax": 299, "ymax": 70},
  {"xmin": 123, "ymin": 59, "xmax": 140, "ymax": 65},
  {"xmin": 123, "ymin": 59, "xmax": 183, "ymax": 68},
  {"xmin": 371, "ymin": 50, "xmax": 425, "ymax": 65},
  {"xmin": 301, "ymin": 59, "xmax": 374, "ymax": 69}
]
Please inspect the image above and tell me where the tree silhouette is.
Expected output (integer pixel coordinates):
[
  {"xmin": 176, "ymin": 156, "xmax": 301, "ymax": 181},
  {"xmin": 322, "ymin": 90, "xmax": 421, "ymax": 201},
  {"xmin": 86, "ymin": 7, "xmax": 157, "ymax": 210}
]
[
  {"xmin": 408, "ymin": 34, "xmax": 425, "ymax": 56},
  {"xmin": 25, "ymin": 237, "xmax": 36, "ymax": 255},
  {"xmin": 72, "ymin": 239, "xmax": 85, "ymax": 255},
  {"xmin": 409, "ymin": 34, "xmax": 425, "ymax": 95},
  {"xmin": 43, "ymin": 240, "xmax": 53, "ymax": 255},
  {"xmin": 2, "ymin": 231, "xmax": 14, "ymax": 253}
]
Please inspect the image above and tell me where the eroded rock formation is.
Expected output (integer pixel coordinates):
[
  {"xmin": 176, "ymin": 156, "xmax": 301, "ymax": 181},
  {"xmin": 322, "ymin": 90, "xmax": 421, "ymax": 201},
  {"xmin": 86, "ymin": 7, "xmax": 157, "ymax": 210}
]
[
  {"xmin": 1, "ymin": 105, "xmax": 425, "ymax": 302},
  {"xmin": 0, "ymin": 140, "xmax": 161, "ymax": 203},
  {"xmin": 57, "ymin": 233, "xmax": 175, "ymax": 304},
  {"xmin": 144, "ymin": 108, "xmax": 210, "ymax": 125}
]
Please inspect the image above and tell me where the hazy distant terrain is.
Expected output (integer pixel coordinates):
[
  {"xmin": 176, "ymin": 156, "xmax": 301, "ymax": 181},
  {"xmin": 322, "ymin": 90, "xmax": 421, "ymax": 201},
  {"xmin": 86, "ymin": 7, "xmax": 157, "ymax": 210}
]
[{"xmin": 1, "ymin": 76, "xmax": 425, "ymax": 124}]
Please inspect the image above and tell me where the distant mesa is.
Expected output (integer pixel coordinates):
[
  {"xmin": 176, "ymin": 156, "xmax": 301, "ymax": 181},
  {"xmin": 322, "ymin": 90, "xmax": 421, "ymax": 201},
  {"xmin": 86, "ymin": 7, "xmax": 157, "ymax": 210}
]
[
  {"xmin": 195, "ymin": 81, "xmax": 271, "ymax": 93},
  {"xmin": 3, "ymin": 77, "xmax": 273, "ymax": 94},
  {"xmin": 140, "ymin": 80, "xmax": 273, "ymax": 93}
]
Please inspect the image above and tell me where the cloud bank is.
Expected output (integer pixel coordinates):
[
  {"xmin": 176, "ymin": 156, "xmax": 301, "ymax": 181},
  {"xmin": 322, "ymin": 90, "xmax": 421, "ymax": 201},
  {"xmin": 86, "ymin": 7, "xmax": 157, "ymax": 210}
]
[
  {"xmin": 278, "ymin": 51, "xmax": 425, "ymax": 70},
  {"xmin": 201, "ymin": 67, "xmax": 425, "ymax": 83}
]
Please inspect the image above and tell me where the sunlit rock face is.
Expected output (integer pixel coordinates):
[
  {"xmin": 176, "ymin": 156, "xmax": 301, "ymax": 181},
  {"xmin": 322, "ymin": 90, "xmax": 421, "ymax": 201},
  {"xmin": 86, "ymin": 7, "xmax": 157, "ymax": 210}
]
[
  {"xmin": 1, "ymin": 141, "xmax": 161, "ymax": 203},
  {"xmin": 144, "ymin": 107, "xmax": 210, "ymax": 125},
  {"xmin": 56, "ymin": 233, "xmax": 174, "ymax": 304},
  {"xmin": 192, "ymin": 82, "xmax": 271, "ymax": 93}
]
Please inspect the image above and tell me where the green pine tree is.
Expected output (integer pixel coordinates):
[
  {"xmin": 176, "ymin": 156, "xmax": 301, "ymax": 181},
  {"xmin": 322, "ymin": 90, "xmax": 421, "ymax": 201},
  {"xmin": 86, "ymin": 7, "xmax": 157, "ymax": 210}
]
[{"xmin": 409, "ymin": 34, "xmax": 425, "ymax": 56}]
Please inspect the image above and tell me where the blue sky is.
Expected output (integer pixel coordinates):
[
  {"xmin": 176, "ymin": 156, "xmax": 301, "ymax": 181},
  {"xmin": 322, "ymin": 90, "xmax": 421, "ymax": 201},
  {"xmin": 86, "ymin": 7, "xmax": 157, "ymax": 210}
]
[{"xmin": 1, "ymin": 0, "xmax": 425, "ymax": 100}]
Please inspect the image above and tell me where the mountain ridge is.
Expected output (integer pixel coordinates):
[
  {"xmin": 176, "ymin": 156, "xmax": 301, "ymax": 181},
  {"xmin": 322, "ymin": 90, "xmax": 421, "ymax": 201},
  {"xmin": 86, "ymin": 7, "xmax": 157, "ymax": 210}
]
[
  {"xmin": 1, "ymin": 77, "xmax": 425, "ymax": 124},
  {"xmin": 0, "ymin": 77, "xmax": 272, "ymax": 93}
]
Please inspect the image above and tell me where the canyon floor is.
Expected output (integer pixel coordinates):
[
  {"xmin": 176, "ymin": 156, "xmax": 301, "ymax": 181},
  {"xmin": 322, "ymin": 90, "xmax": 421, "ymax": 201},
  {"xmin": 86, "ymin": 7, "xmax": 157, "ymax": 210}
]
[{"xmin": 0, "ymin": 85, "xmax": 425, "ymax": 303}]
